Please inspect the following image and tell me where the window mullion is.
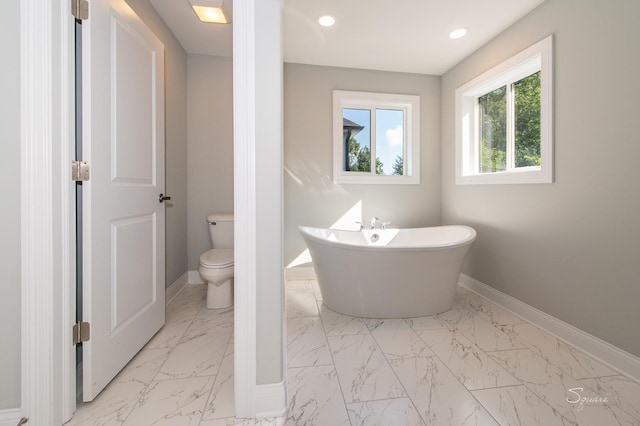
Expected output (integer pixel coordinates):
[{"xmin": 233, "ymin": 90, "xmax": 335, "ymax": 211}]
[
  {"xmin": 370, "ymin": 108, "xmax": 377, "ymax": 174},
  {"xmin": 506, "ymin": 82, "xmax": 515, "ymax": 171},
  {"xmin": 472, "ymin": 97, "xmax": 480, "ymax": 175},
  {"xmin": 403, "ymin": 107, "xmax": 408, "ymax": 176}
]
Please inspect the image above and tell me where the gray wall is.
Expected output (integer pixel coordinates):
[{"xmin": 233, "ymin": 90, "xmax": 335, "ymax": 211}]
[
  {"xmin": 284, "ymin": 63, "xmax": 441, "ymax": 265},
  {"xmin": 0, "ymin": 0, "xmax": 21, "ymax": 410},
  {"xmin": 187, "ymin": 55, "xmax": 234, "ymax": 271},
  {"xmin": 441, "ymin": 0, "xmax": 640, "ymax": 357},
  {"xmin": 126, "ymin": 0, "xmax": 188, "ymax": 288},
  {"xmin": 255, "ymin": 0, "xmax": 284, "ymax": 385}
]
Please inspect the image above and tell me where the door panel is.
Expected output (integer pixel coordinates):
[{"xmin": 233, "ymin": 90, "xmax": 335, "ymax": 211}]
[
  {"xmin": 82, "ymin": 0, "xmax": 165, "ymax": 401},
  {"xmin": 110, "ymin": 214, "xmax": 156, "ymax": 333},
  {"xmin": 112, "ymin": 11, "xmax": 155, "ymax": 184}
]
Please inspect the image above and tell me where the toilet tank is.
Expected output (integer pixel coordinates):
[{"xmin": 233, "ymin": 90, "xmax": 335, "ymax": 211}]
[{"xmin": 207, "ymin": 213, "xmax": 234, "ymax": 249}]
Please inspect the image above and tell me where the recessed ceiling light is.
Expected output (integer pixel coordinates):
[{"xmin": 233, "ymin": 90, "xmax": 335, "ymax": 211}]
[
  {"xmin": 190, "ymin": 0, "xmax": 230, "ymax": 24},
  {"xmin": 449, "ymin": 27, "xmax": 468, "ymax": 39},
  {"xmin": 318, "ymin": 15, "xmax": 336, "ymax": 27}
]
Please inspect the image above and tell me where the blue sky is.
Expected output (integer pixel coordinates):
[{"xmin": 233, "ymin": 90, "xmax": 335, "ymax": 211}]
[{"xmin": 344, "ymin": 108, "xmax": 404, "ymax": 175}]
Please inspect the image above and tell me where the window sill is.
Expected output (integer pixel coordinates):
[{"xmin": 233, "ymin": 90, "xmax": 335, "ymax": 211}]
[
  {"xmin": 335, "ymin": 174, "xmax": 420, "ymax": 185},
  {"xmin": 456, "ymin": 167, "xmax": 552, "ymax": 185}
]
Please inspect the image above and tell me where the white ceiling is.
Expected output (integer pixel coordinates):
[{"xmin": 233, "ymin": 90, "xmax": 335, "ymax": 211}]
[
  {"xmin": 150, "ymin": 0, "xmax": 546, "ymax": 75},
  {"xmin": 150, "ymin": 0, "xmax": 233, "ymax": 57}
]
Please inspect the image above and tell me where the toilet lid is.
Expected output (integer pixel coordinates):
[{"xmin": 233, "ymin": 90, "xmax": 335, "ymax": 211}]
[{"xmin": 200, "ymin": 249, "xmax": 234, "ymax": 268}]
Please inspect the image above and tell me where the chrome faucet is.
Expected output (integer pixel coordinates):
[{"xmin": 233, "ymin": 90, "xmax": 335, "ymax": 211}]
[
  {"xmin": 369, "ymin": 217, "xmax": 391, "ymax": 229},
  {"xmin": 370, "ymin": 217, "xmax": 380, "ymax": 229}
]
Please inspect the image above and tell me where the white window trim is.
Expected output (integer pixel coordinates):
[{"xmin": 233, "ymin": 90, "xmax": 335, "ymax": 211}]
[
  {"xmin": 455, "ymin": 35, "xmax": 553, "ymax": 185},
  {"xmin": 333, "ymin": 90, "xmax": 420, "ymax": 185}
]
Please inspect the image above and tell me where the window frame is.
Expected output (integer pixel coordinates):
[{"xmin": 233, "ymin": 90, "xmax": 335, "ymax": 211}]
[
  {"xmin": 333, "ymin": 90, "xmax": 420, "ymax": 185},
  {"xmin": 455, "ymin": 35, "xmax": 553, "ymax": 185}
]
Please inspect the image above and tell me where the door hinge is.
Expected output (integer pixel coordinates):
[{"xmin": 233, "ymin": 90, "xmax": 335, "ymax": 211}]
[
  {"xmin": 72, "ymin": 160, "xmax": 90, "ymax": 182},
  {"xmin": 72, "ymin": 0, "xmax": 89, "ymax": 20},
  {"xmin": 73, "ymin": 322, "xmax": 90, "ymax": 345}
]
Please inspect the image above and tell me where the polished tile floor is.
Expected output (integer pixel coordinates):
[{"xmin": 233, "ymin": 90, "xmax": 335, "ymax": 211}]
[{"xmin": 66, "ymin": 279, "xmax": 640, "ymax": 425}]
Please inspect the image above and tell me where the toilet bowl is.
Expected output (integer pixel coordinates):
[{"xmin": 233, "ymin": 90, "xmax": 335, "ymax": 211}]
[
  {"xmin": 199, "ymin": 213, "xmax": 234, "ymax": 309},
  {"xmin": 199, "ymin": 248, "xmax": 234, "ymax": 309}
]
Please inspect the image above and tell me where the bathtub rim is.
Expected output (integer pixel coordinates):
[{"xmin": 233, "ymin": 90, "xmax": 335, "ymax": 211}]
[{"xmin": 298, "ymin": 225, "xmax": 477, "ymax": 252}]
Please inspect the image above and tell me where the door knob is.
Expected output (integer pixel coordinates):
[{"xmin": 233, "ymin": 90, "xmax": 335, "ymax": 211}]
[{"xmin": 158, "ymin": 193, "xmax": 172, "ymax": 203}]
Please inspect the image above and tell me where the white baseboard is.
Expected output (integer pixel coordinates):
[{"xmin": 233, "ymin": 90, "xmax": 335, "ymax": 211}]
[
  {"xmin": 284, "ymin": 265, "xmax": 316, "ymax": 281},
  {"xmin": 166, "ymin": 271, "xmax": 208, "ymax": 306},
  {"xmin": 165, "ymin": 272, "xmax": 190, "ymax": 305},
  {"xmin": 0, "ymin": 408, "xmax": 23, "ymax": 426},
  {"xmin": 459, "ymin": 273, "xmax": 640, "ymax": 382},
  {"xmin": 255, "ymin": 381, "xmax": 287, "ymax": 420},
  {"xmin": 188, "ymin": 270, "xmax": 205, "ymax": 285}
]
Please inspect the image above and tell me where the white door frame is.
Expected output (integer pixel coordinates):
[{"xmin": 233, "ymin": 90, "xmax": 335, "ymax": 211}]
[
  {"xmin": 19, "ymin": 0, "xmax": 283, "ymax": 424},
  {"xmin": 19, "ymin": 0, "xmax": 76, "ymax": 424}
]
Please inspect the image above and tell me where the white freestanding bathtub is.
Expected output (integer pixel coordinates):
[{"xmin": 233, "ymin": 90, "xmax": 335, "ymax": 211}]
[{"xmin": 299, "ymin": 225, "xmax": 477, "ymax": 318}]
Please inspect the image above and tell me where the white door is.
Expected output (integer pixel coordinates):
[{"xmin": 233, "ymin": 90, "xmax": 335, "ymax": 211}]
[{"xmin": 82, "ymin": 0, "xmax": 166, "ymax": 400}]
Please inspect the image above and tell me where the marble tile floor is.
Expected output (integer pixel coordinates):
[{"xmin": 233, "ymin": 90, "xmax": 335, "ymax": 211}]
[{"xmin": 66, "ymin": 280, "xmax": 640, "ymax": 425}]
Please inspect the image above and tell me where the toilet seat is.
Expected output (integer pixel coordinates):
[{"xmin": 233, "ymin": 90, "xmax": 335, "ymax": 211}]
[{"xmin": 199, "ymin": 248, "xmax": 234, "ymax": 269}]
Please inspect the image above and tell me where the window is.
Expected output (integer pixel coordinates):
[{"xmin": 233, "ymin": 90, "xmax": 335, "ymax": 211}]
[
  {"xmin": 333, "ymin": 90, "xmax": 420, "ymax": 184},
  {"xmin": 455, "ymin": 35, "xmax": 553, "ymax": 184}
]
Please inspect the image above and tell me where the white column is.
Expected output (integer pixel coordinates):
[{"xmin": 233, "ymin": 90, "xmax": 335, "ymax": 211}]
[{"xmin": 233, "ymin": 0, "xmax": 286, "ymax": 418}]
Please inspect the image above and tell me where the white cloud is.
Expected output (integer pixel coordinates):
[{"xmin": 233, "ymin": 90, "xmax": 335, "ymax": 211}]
[{"xmin": 385, "ymin": 125, "xmax": 403, "ymax": 147}]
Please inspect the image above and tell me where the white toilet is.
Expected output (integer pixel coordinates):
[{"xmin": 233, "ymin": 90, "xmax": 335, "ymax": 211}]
[{"xmin": 198, "ymin": 213, "xmax": 234, "ymax": 309}]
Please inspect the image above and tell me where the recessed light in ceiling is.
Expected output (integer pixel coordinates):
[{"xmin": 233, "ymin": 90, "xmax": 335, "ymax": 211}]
[
  {"xmin": 318, "ymin": 15, "xmax": 336, "ymax": 27},
  {"xmin": 190, "ymin": 0, "xmax": 230, "ymax": 24},
  {"xmin": 449, "ymin": 27, "xmax": 468, "ymax": 39}
]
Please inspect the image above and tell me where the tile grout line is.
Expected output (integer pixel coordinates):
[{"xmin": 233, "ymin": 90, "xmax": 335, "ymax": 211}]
[
  {"xmin": 119, "ymin": 290, "xmax": 205, "ymax": 425},
  {"xmin": 412, "ymin": 310, "xmax": 508, "ymax": 426},
  {"xmin": 365, "ymin": 318, "xmax": 429, "ymax": 425},
  {"xmin": 313, "ymin": 297, "xmax": 355, "ymax": 426},
  {"xmin": 571, "ymin": 375, "xmax": 640, "ymax": 421},
  {"xmin": 433, "ymin": 303, "xmax": 564, "ymax": 424},
  {"xmin": 418, "ymin": 297, "xmax": 535, "ymax": 424},
  {"xmin": 466, "ymin": 289, "xmax": 631, "ymax": 387},
  {"xmin": 470, "ymin": 384, "xmax": 574, "ymax": 425},
  {"xmin": 486, "ymin": 348, "xmax": 628, "ymax": 425},
  {"xmin": 196, "ymin": 304, "xmax": 235, "ymax": 425},
  {"xmin": 416, "ymin": 321, "xmax": 524, "ymax": 391},
  {"xmin": 285, "ymin": 279, "xmax": 320, "ymax": 320}
]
